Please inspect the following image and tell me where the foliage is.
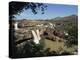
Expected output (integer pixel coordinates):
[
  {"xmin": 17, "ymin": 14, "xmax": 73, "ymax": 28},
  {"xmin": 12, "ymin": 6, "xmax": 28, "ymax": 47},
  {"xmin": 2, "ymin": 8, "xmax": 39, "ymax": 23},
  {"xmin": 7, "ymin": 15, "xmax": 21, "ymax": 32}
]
[
  {"xmin": 9, "ymin": 1, "xmax": 47, "ymax": 20},
  {"xmin": 64, "ymin": 23, "xmax": 78, "ymax": 47}
]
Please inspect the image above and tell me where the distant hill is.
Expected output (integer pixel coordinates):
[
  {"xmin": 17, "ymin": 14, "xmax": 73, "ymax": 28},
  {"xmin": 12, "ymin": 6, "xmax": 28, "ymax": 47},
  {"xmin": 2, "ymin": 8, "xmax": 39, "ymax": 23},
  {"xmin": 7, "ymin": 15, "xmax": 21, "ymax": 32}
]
[
  {"xmin": 49, "ymin": 15, "xmax": 78, "ymax": 24},
  {"xmin": 59, "ymin": 15, "xmax": 77, "ymax": 21},
  {"xmin": 51, "ymin": 15, "xmax": 77, "ymax": 21}
]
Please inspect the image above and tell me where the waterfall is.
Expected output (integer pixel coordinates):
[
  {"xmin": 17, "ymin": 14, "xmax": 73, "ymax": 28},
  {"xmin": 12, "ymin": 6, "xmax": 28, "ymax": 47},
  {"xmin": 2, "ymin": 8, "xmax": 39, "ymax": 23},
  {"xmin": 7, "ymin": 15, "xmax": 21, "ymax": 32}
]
[
  {"xmin": 49, "ymin": 22, "xmax": 53, "ymax": 28},
  {"xmin": 14, "ymin": 22, "xmax": 19, "ymax": 30},
  {"xmin": 31, "ymin": 30, "xmax": 41, "ymax": 44},
  {"xmin": 49, "ymin": 22, "xmax": 56, "ymax": 29},
  {"xmin": 36, "ymin": 29, "xmax": 41, "ymax": 40},
  {"xmin": 64, "ymin": 31, "xmax": 69, "ymax": 36}
]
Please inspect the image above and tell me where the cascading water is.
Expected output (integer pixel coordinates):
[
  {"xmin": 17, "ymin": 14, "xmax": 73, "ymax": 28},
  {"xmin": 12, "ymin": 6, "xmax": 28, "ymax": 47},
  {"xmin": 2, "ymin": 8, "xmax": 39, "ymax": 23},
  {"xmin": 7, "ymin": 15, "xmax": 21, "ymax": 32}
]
[
  {"xmin": 64, "ymin": 31, "xmax": 69, "ymax": 36},
  {"xmin": 36, "ymin": 29, "xmax": 41, "ymax": 40},
  {"xmin": 31, "ymin": 30, "xmax": 41, "ymax": 44},
  {"xmin": 14, "ymin": 22, "xmax": 19, "ymax": 30},
  {"xmin": 49, "ymin": 22, "xmax": 53, "ymax": 28},
  {"xmin": 49, "ymin": 22, "xmax": 56, "ymax": 29}
]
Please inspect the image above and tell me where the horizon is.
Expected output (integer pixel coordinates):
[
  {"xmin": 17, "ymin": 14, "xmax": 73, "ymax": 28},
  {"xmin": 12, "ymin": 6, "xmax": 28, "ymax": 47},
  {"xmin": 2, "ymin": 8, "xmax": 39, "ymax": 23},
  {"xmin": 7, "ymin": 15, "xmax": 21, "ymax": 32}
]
[
  {"xmin": 14, "ymin": 3, "xmax": 78, "ymax": 20},
  {"xmin": 14, "ymin": 14, "xmax": 77, "ymax": 20}
]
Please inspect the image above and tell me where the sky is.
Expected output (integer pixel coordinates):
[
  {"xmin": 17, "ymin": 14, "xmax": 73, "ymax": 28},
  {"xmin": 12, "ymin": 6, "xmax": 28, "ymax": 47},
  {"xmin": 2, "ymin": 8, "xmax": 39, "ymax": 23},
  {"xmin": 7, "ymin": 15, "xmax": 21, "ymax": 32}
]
[{"xmin": 14, "ymin": 3, "xmax": 78, "ymax": 20}]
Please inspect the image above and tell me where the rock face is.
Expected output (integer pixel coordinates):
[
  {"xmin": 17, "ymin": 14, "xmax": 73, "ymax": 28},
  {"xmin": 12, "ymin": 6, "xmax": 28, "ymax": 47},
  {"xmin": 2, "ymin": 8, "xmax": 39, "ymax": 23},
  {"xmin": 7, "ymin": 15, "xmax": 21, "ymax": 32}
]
[
  {"xmin": 12, "ymin": 20, "xmax": 67, "ymax": 53},
  {"xmin": 15, "ymin": 29, "xmax": 33, "ymax": 43},
  {"xmin": 43, "ymin": 28, "xmax": 65, "ymax": 41},
  {"xmin": 14, "ymin": 21, "xmax": 66, "ymax": 44},
  {"xmin": 18, "ymin": 20, "xmax": 44, "ymax": 28}
]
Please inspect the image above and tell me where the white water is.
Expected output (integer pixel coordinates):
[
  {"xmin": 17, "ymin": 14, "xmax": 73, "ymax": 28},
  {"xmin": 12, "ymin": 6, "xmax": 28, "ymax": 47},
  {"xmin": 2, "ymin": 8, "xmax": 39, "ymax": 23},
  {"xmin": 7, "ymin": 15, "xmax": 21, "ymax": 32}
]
[
  {"xmin": 64, "ymin": 31, "xmax": 69, "ymax": 36},
  {"xmin": 49, "ymin": 23, "xmax": 56, "ymax": 28},
  {"xmin": 36, "ymin": 29, "xmax": 41, "ymax": 40},
  {"xmin": 14, "ymin": 22, "xmax": 19, "ymax": 30},
  {"xmin": 31, "ymin": 30, "xmax": 41, "ymax": 44},
  {"xmin": 49, "ymin": 22, "xmax": 53, "ymax": 28}
]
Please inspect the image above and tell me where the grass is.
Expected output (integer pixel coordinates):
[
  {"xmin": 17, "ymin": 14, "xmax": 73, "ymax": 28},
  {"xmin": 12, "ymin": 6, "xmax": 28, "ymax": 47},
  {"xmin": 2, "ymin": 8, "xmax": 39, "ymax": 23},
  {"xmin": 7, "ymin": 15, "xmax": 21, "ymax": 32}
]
[
  {"xmin": 43, "ymin": 39, "xmax": 64, "ymax": 52},
  {"xmin": 41, "ymin": 39, "xmax": 77, "ymax": 54}
]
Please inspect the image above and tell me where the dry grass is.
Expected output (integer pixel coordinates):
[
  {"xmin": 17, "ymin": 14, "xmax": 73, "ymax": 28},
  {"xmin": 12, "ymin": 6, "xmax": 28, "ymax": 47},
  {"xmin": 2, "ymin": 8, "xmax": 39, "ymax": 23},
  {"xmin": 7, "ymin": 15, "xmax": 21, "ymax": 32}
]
[
  {"xmin": 43, "ymin": 39, "xmax": 77, "ymax": 54},
  {"xmin": 43, "ymin": 39, "xmax": 64, "ymax": 52}
]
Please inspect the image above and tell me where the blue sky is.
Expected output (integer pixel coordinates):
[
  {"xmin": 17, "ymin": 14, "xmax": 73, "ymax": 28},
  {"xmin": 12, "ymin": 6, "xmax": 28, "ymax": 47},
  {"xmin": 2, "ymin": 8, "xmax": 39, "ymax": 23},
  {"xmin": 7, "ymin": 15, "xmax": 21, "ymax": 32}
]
[{"xmin": 14, "ymin": 3, "xmax": 78, "ymax": 20}]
